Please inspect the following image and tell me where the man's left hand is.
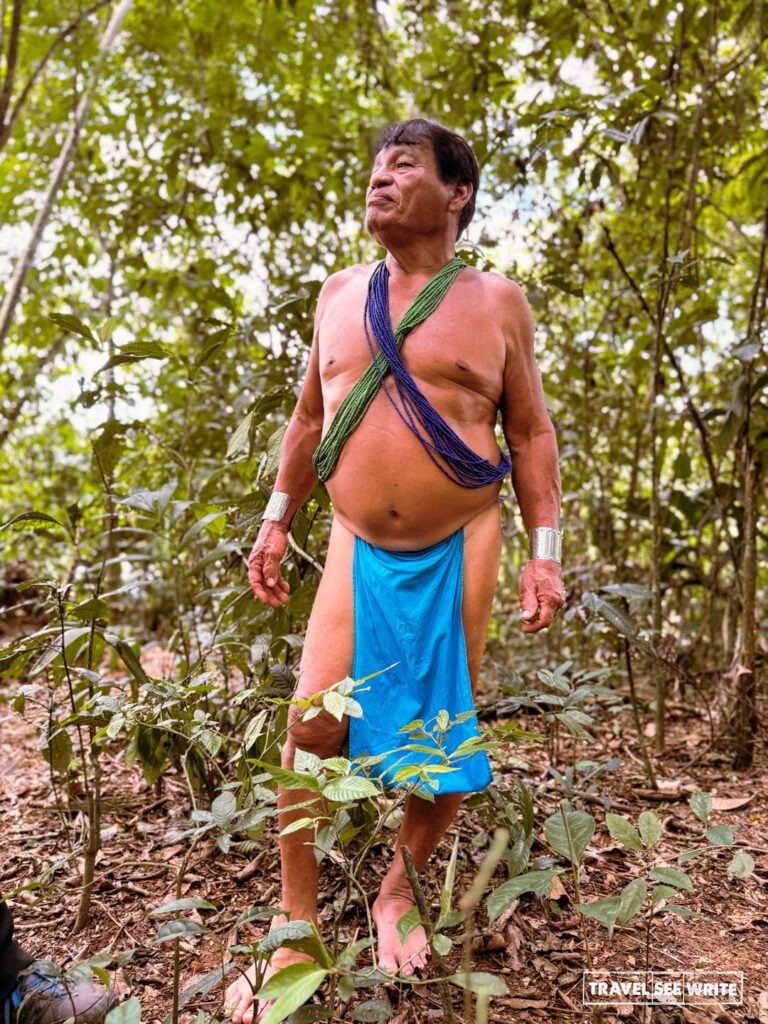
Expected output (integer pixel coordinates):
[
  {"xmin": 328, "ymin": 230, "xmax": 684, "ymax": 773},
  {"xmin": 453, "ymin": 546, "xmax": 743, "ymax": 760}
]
[{"xmin": 519, "ymin": 560, "xmax": 566, "ymax": 633}]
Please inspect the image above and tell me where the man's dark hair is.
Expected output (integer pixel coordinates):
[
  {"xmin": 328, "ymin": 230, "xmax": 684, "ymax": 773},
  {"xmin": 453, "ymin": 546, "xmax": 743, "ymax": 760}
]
[{"xmin": 376, "ymin": 118, "xmax": 480, "ymax": 237}]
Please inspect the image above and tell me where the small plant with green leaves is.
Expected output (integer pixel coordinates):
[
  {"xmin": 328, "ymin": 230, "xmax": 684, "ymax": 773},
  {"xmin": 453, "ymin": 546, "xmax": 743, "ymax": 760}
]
[
  {"xmin": 576, "ymin": 807, "xmax": 700, "ymax": 946},
  {"xmin": 495, "ymin": 660, "xmax": 617, "ymax": 767},
  {"xmin": 681, "ymin": 789, "xmax": 756, "ymax": 880}
]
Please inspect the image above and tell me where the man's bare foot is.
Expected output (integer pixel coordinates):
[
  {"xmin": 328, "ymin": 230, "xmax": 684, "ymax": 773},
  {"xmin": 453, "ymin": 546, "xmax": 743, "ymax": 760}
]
[
  {"xmin": 225, "ymin": 948, "xmax": 311, "ymax": 1023},
  {"xmin": 372, "ymin": 893, "xmax": 430, "ymax": 977}
]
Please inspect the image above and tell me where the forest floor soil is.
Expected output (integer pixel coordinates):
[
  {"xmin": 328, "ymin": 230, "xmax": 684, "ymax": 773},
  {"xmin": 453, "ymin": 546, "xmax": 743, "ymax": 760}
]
[{"xmin": 1, "ymin": 654, "xmax": 766, "ymax": 1024}]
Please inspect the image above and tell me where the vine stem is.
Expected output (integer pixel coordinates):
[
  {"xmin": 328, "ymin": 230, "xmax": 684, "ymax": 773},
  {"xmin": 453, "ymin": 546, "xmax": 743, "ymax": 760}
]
[{"xmin": 401, "ymin": 845, "xmax": 456, "ymax": 1024}]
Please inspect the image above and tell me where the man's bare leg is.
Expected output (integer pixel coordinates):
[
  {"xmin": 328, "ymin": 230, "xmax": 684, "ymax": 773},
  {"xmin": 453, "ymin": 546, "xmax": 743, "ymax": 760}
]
[
  {"xmin": 225, "ymin": 521, "xmax": 354, "ymax": 1023},
  {"xmin": 373, "ymin": 504, "xmax": 502, "ymax": 975}
]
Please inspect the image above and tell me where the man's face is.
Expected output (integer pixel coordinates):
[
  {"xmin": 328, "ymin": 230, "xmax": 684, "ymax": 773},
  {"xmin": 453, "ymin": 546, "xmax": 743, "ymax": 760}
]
[{"xmin": 365, "ymin": 141, "xmax": 460, "ymax": 242}]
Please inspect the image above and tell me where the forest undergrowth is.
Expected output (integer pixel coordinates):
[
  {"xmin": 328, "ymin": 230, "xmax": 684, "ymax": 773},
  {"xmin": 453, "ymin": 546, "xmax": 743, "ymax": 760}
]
[{"xmin": 1, "ymin": 614, "xmax": 766, "ymax": 1024}]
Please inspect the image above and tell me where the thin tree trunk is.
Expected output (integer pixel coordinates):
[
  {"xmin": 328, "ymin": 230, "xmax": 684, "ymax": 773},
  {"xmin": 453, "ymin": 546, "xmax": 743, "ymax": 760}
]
[
  {"xmin": 731, "ymin": 453, "xmax": 760, "ymax": 769},
  {"xmin": 0, "ymin": 0, "xmax": 134, "ymax": 353}
]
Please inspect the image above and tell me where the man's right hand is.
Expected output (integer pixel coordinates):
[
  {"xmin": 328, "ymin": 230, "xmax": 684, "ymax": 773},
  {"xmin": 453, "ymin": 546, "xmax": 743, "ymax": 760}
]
[{"xmin": 248, "ymin": 522, "xmax": 291, "ymax": 608}]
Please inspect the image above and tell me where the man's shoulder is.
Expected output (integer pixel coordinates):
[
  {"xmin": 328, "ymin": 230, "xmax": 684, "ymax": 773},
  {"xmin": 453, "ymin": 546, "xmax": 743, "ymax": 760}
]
[
  {"xmin": 316, "ymin": 263, "xmax": 374, "ymax": 310},
  {"xmin": 462, "ymin": 266, "xmax": 527, "ymax": 306},
  {"xmin": 458, "ymin": 267, "xmax": 531, "ymax": 334}
]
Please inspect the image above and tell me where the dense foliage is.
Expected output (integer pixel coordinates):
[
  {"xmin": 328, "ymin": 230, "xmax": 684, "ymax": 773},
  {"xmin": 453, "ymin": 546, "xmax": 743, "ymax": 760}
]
[{"xmin": 1, "ymin": 2, "xmax": 765, "ymax": 1019}]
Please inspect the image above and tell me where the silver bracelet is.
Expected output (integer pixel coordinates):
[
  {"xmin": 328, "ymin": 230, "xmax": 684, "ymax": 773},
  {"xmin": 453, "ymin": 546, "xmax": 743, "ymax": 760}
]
[
  {"xmin": 529, "ymin": 527, "xmax": 563, "ymax": 563},
  {"xmin": 262, "ymin": 491, "xmax": 291, "ymax": 523}
]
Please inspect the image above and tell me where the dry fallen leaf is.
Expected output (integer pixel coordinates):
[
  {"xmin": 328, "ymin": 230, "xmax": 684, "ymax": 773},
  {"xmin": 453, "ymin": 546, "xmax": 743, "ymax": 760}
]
[
  {"xmin": 711, "ymin": 794, "xmax": 754, "ymax": 811},
  {"xmin": 682, "ymin": 1009, "xmax": 717, "ymax": 1024},
  {"xmin": 501, "ymin": 996, "xmax": 549, "ymax": 1009},
  {"xmin": 547, "ymin": 875, "xmax": 568, "ymax": 902}
]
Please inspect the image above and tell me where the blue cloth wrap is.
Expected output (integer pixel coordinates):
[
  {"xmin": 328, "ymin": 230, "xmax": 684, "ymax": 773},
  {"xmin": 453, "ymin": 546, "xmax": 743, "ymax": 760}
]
[{"xmin": 348, "ymin": 528, "xmax": 492, "ymax": 795}]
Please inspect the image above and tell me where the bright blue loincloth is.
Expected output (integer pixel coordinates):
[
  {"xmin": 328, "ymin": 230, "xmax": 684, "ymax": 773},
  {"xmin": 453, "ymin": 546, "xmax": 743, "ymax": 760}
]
[{"xmin": 348, "ymin": 528, "xmax": 493, "ymax": 796}]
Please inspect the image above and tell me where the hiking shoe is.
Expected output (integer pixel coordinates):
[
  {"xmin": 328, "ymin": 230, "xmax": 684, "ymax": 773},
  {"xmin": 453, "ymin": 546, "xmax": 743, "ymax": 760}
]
[{"xmin": 5, "ymin": 965, "xmax": 118, "ymax": 1024}]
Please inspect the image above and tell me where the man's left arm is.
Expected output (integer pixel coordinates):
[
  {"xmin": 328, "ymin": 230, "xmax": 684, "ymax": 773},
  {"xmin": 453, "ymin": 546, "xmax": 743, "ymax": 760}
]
[{"xmin": 497, "ymin": 278, "xmax": 566, "ymax": 633}]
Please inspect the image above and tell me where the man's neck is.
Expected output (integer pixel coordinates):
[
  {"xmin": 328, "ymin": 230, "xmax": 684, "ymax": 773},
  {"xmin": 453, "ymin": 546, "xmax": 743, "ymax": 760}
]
[{"xmin": 382, "ymin": 240, "xmax": 457, "ymax": 282}]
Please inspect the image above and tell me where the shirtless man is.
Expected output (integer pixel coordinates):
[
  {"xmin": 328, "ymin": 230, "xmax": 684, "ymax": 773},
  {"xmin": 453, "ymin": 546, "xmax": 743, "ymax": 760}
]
[{"xmin": 226, "ymin": 118, "xmax": 565, "ymax": 1023}]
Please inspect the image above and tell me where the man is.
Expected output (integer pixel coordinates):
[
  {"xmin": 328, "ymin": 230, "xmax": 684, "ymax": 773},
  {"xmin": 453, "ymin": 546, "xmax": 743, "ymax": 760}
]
[
  {"xmin": 226, "ymin": 118, "xmax": 564, "ymax": 1023},
  {"xmin": 0, "ymin": 901, "xmax": 117, "ymax": 1023}
]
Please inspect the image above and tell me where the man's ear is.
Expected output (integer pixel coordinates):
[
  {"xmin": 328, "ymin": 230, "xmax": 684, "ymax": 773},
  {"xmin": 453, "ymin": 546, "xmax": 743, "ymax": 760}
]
[{"xmin": 449, "ymin": 181, "xmax": 473, "ymax": 214}]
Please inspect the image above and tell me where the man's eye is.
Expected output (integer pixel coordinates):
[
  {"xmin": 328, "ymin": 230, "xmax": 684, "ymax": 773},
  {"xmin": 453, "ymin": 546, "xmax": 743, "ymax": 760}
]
[{"xmin": 396, "ymin": 161, "xmax": 412, "ymax": 168}]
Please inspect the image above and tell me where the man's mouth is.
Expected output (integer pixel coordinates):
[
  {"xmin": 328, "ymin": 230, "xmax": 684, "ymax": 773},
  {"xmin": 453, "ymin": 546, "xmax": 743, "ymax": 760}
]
[{"xmin": 367, "ymin": 194, "xmax": 394, "ymax": 206}]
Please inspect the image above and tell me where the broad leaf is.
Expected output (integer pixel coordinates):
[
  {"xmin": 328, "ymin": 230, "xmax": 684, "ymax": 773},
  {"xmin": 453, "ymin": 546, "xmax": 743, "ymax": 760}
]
[
  {"xmin": 705, "ymin": 825, "xmax": 734, "ymax": 847},
  {"xmin": 151, "ymin": 919, "xmax": 208, "ymax": 943},
  {"xmin": 322, "ymin": 777, "xmax": 379, "ymax": 802},
  {"xmin": 649, "ymin": 866, "xmax": 693, "ymax": 891},
  {"xmin": 543, "ymin": 809, "xmax": 595, "ymax": 864},
  {"xmin": 487, "ymin": 869, "xmax": 560, "ymax": 923},
  {"xmin": 617, "ymin": 878, "xmax": 646, "ymax": 925},
  {"xmin": 395, "ymin": 906, "xmax": 421, "ymax": 945},
  {"xmin": 605, "ymin": 813, "xmax": 644, "ymax": 852},
  {"xmin": 638, "ymin": 811, "xmax": 662, "ymax": 848},
  {"xmin": 150, "ymin": 898, "xmax": 216, "ymax": 916},
  {"xmin": 257, "ymin": 963, "xmax": 328, "ymax": 1024},
  {"xmin": 727, "ymin": 851, "xmax": 755, "ymax": 879},
  {"xmin": 689, "ymin": 790, "xmax": 712, "ymax": 825},
  {"xmin": 575, "ymin": 896, "xmax": 622, "ymax": 938}
]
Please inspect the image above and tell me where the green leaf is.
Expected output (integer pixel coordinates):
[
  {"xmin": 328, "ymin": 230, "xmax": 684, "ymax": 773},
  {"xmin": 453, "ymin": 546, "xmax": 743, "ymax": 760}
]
[
  {"xmin": 351, "ymin": 998, "xmax": 393, "ymax": 1022},
  {"xmin": 321, "ymin": 776, "xmax": 379, "ymax": 802},
  {"xmin": 651, "ymin": 884, "xmax": 677, "ymax": 904},
  {"xmin": 689, "ymin": 790, "xmax": 712, "ymax": 825},
  {"xmin": 151, "ymin": 919, "xmax": 208, "ymax": 943},
  {"xmin": 258, "ymin": 921, "xmax": 334, "ymax": 968},
  {"xmin": 0, "ymin": 511, "xmax": 65, "ymax": 532},
  {"xmin": 150, "ymin": 898, "xmax": 216, "ymax": 916},
  {"xmin": 257, "ymin": 963, "xmax": 328, "ymax": 1024},
  {"xmin": 226, "ymin": 410, "xmax": 255, "ymax": 459},
  {"xmin": 649, "ymin": 866, "xmax": 693, "ymax": 891},
  {"xmin": 48, "ymin": 313, "xmax": 96, "ymax": 341},
  {"xmin": 638, "ymin": 811, "xmax": 662, "ymax": 849},
  {"xmin": 105, "ymin": 998, "xmax": 141, "ymax": 1024},
  {"xmin": 605, "ymin": 813, "xmax": 644, "ymax": 852},
  {"xmin": 705, "ymin": 825, "xmax": 734, "ymax": 847},
  {"xmin": 250, "ymin": 761, "xmax": 323, "ymax": 792},
  {"xmin": 243, "ymin": 710, "xmax": 269, "ymax": 750},
  {"xmin": 575, "ymin": 896, "xmax": 622, "ymax": 938},
  {"xmin": 518, "ymin": 780, "xmax": 535, "ymax": 835},
  {"xmin": 543, "ymin": 809, "xmax": 595, "ymax": 864},
  {"xmin": 70, "ymin": 597, "xmax": 108, "ymax": 621},
  {"xmin": 439, "ymin": 834, "xmax": 460, "ymax": 923},
  {"xmin": 97, "ymin": 341, "xmax": 167, "ymax": 374},
  {"xmin": 446, "ymin": 972, "xmax": 508, "ymax": 996},
  {"xmin": 280, "ymin": 816, "xmax": 318, "ymax": 836},
  {"xmin": 677, "ymin": 848, "xmax": 705, "ymax": 865},
  {"xmin": 664, "ymin": 904, "xmax": 703, "ymax": 919},
  {"xmin": 395, "ymin": 906, "xmax": 421, "ymax": 945},
  {"xmin": 258, "ymin": 921, "xmax": 315, "ymax": 954},
  {"xmin": 322, "ymin": 689, "xmax": 347, "ymax": 721},
  {"xmin": 487, "ymin": 869, "xmax": 560, "ymax": 924},
  {"xmin": 212, "ymin": 791, "xmax": 238, "ymax": 828},
  {"xmin": 432, "ymin": 933, "xmax": 452, "ymax": 956},
  {"xmin": 41, "ymin": 728, "xmax": 73, "ymax": 773},
  {"xmin": 727, "ymin": 850, "xmax": 755, "ymax": 879},
  {"xmin": 617, "ymin": 877, "xmax": 647, "ymax": 925}
]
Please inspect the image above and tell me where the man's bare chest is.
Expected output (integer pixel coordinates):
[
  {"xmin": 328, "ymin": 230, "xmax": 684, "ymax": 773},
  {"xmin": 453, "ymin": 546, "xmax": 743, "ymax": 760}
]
[{"xmin": 318, "ymin": 282, "xmax": 505, "ymax": 404}]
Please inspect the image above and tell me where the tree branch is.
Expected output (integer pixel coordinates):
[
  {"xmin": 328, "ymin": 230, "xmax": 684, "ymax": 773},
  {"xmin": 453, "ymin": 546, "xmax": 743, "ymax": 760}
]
[
  {"xmin": 0, "ymin": 0, "xmax": 113, "ymax": 152},
  {"xmin": 0, "ymin": 0, "xmax": 134, "ymax": 354},
  {"xmin": 0, "ymin": 0, "xmax": 23, "ymax": 130}
]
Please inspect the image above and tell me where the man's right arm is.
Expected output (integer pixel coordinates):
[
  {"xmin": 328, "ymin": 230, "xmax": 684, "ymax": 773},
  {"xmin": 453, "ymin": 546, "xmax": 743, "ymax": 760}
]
[{"xmin": 248, "ymin": 286, "xmax": 329, "ymax": 608}]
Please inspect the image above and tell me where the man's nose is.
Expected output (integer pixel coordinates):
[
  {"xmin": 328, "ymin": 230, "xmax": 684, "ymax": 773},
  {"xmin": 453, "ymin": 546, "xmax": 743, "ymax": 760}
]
[{"xmin": 369, "ymin": 167, "xmax": 393, "ymax": 189}]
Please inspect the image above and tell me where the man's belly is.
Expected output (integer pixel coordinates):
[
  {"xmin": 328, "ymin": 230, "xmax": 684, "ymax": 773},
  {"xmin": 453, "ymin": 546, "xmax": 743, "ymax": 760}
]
[{"xmin": 324, "ymin": 394, "xmax": 505, "ymax": 549}]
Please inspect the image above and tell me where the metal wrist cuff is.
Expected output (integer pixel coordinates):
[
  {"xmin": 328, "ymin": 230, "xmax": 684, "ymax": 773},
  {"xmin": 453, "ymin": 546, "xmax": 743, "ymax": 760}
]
[
  {"xmin": 529, "ymin": 527, "xmax": 563, "ymax": 563},
  {"xmin": 262, "ymin": 491, "xmax": 291, "ymax": 523}
]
